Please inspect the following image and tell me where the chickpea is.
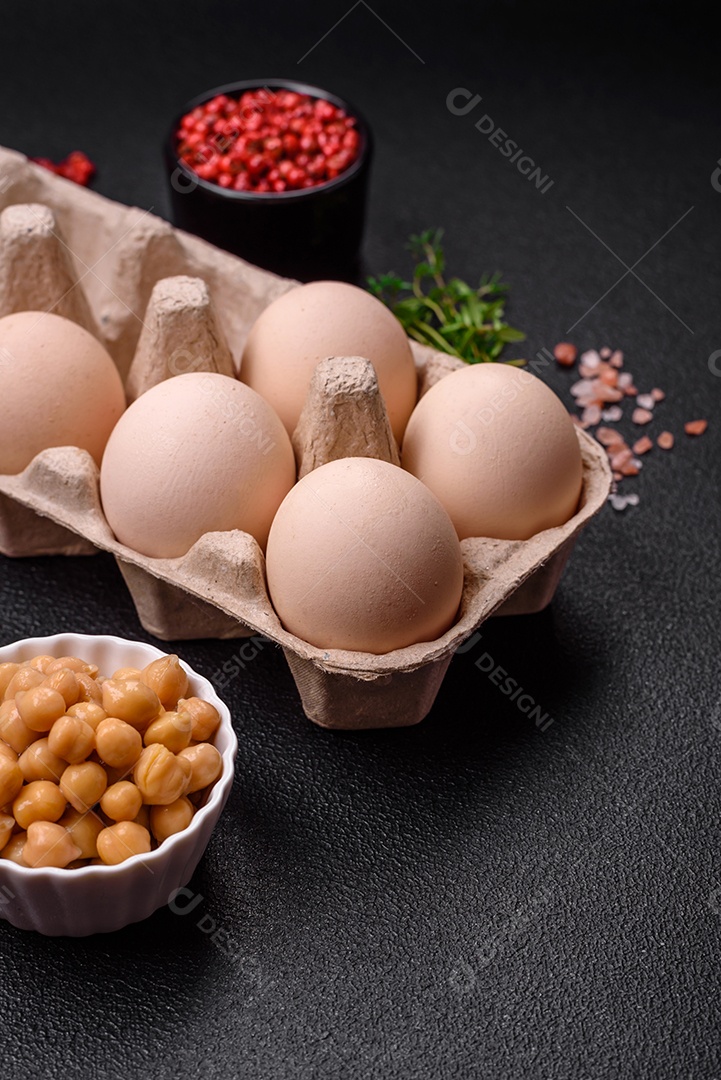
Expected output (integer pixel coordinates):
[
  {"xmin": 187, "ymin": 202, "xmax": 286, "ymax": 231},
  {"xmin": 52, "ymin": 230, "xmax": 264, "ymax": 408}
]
[
  {"xmin": 12, "ymin": 780, "xmax": 67, "ymax": 830},
  {"xmin": 150, "ymin": 797, "xmax": 194, "ymax": 843},
  {"xmin": 0, "ymin": 755, "xmax": 23, "ymax": 807},
  {"xmin": 176, "ymin": 754, "xmax": 192, "ymax": 794},
  {"xmin": 74, "ymin": 673, "xmax": 103, "ymax": 705},
  {"xmin": 15, "ymin": 685, "xmax": 66, "ymax": 733},
  {"xmin": 141, "ymin": 655, "xmax": 189, "ymax": 711},
  {"xmin": 4, "ymin": 666, "xmax": 44, "ymax": 699},
  {"xmin": 112, "ymin": 666, "xmax": 141, "ymax": 681},
  {"xmin": 18, "ymin": 738, "xmax": 66, "ymax": 783},
  {"xmin": 0, "ymin": 832, "xmax": 27, "ymax": 865},
  {"xmin": 0, "ymin": 740, "xmax": 16, "ymax": 762},
  {"xmin": 0, "ymin": 812, "xmax": 14, "ymax": 850},
  {"xmin": 0, "ymin": 699, "xmax": 36, "ymax": 753},
  {"xmin": 60, "ymin": 762, "xmax": 107, "ymax": 813},
  {"xmin": 42, "ymin": 668, "xmax": 80, "ymax": 709},
  {"xmin": 100, "ymin": 781, "xmax": 143, "ymax": 822},
  {"xmin": 133, "ymin": 744, "xmax": 187, "ymax": 805},
  {"xmin": 176, "ymin": 743, "xmax": 222, "ymax": 794},
  {"xmin": 95, "ymin": 717, "xmax": 143, "ymax": 770},
  {"xmin": 48, "ymin": 716, "xmax": 95, "ymax": 764},
  {"xmin": 22, "ymin": 821, "xmax": 82, "ymax": 869},
  {"xmin": 101, "ymin": 679, "xmax": 161, "ymax": 732},
  {"xmin": 66, "ymin": 701, "xmax": 107, "ymax": 730},
  {"xmin": 96, "ymin": 821, "xmax": 151, "ymax": 865},
  {"xmin": 28, "ymin": 655, "xmax": 56, "ymax": 674},
  {"xmin": 46, "ymin": 656, "xmax": 98, "ymax": 678},
  {"xmin": 178, "ymin": 697, "xmax": 220, "ymax": 742},
  {"xmin": 143, "ymin": 710, "xmax": 192, "ymax": 753},
  {"xmin": 60, "ymin": 808, "xmax": 104, "ymax": 859},
  {"xmin": 0, "ymin": 662, "xmax": 19, "ymax": 698}
]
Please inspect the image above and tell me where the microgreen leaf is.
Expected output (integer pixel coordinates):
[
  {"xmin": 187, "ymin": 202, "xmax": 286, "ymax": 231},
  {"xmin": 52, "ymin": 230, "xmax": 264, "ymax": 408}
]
[{"xmin": 369, "ymin": 231, "xmax": 525, "ymax": 365}]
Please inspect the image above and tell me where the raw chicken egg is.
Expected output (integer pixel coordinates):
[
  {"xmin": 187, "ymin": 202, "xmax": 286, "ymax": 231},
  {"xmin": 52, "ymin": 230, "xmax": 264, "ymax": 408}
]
[
  {"xmin": 265, "ymin": 457, "xmax": 464, "ymax": 653},
  {"xmin": 402, "ymin": 364, "xmax": 583, "ymax": 540},
  {"xmin": 240, "ymin": 281, "xmax": 418, "ymax": 443},
  {"xmin": 100, "ymin": 372, "xmax": 295, "ymax": 557},
  {"xmin": 0, "ymin": 311, "xmax": 125, "ymax": 474}
]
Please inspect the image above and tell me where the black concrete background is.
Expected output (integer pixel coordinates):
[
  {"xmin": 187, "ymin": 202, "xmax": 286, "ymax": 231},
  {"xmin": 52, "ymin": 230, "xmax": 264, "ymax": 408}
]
[{"xmin": 1, "ymin": 2, "xmax": 720, "ymax": 1077}]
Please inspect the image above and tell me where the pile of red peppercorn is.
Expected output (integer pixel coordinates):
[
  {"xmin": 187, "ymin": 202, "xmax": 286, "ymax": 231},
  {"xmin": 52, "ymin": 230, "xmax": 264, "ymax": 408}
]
[
  {"xmin": 31, "ymin": 151, "xmax": 95, "ymax": 186},
  {"xmin": 175, "ymin": 88, "xmax": 362, "ymax": 193}
]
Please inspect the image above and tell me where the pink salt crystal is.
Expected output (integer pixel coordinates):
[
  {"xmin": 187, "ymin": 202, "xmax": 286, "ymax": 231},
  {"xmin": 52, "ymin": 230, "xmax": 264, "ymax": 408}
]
[
  {"xmin": 633, "ymin": 436, "xmax": 653, "ymax": 455},
  {"xmin": 600, "ymin": 347, "xmax": 612, "ymax": 359},
  {"xmin": 651, "ymin": 388, "xmax": 665, "ymax": 402},
  {"xmin": 636, "ymin": 393, "xmax": 655, "ymax": 410},
  {"xmin": 617, "ymin": 372, "xmax": 632, "ymax": 389},
  {"xmin": 596, "ymin": 426, "xmax": 620, "ymax": 446},
  {"xmin": 685, "ymin": 419, "xmax": 708, "ymax": 436},
  {"xmin": 570, "ymin": 380, "xmax": 592, "ymax": 398},
  {"xmin": 657, "ymin": 431, "xmax": 674, "ymax": 449},
  {"xmin": 599, "ymin": 367, "xmax": 619, "ymax": 387},
  {"xmin": 610, "ymin": 350, "xmax": 624, "ymax": 368},
  {"xmin": 582, "ymin": 404, "xmax": 602, "ymax": 426},
  {"xmin": 575, "ymin": 397, "xmax": 596, "ymax": 411},
  {"xmin": 624, "ymin": 384, "xmax": 638, "ymax": 396},
  {"xmin": 612, "ymin": 471, "xmax": 623, "ymax": 482},
  {"xmin": 570, "ymin": 415, "xmax": 589, "ymax": 429},
  {"xmin": 580, "ymin": 350, "xmax": 601, "ymax": 369},
  {"xmin": 596, "ymin": 384, "xmax": 623, "ymax": 403},
  {"xmin": 632, "ymin": 407, "xmax": 653, "ymax": 424},
  {"xmin": 625, "ymin": 493, "xmax": 640, "ymax": 506},
  {"xmin": 610, "ymin": 494, "xmax": 628, "ymax": 511},
  {"xmin": 602, "ymin": 405, "xmax": 623, "ymax": 422},
  {"xmin": 553, "ymin": 342, "xmax": 578, "ymax": 366},
  {"xmin": 610, "ymin": 448, "xmax": 633, "ymax": 470},
  {"xmin": 620, "ymin": 462, "xmax": 640, "ymax": 477}
]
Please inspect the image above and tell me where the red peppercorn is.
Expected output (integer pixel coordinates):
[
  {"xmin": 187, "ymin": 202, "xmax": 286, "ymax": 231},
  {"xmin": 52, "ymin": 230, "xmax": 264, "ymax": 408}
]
[
  {"xmin": 246, "ymin": 153, "xmax": 266, "ymax": 178},
  {"xmin": 175, "ymin": 88, "xmax": 362, "ymax": 193},
  {"xmin": 307, "ymin": 155, "xmax": 326, "ymax": 178}
]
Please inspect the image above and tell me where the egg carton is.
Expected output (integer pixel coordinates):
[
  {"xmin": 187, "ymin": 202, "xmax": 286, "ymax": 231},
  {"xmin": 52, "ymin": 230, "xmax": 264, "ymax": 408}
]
[{"xmin": 0, "ymin": 146, "xmax": 611, "ymax": 729}]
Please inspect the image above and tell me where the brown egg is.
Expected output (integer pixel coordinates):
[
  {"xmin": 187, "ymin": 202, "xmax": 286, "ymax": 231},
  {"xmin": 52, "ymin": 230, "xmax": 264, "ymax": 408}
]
[
  {"xmin": 100, "ymin": 372, "xmax": 296, "ymax": 557},
  {"xmin": 240, "ymin": 281, "xmax": 418, "ymax": 443},
  {"xmin": 0, "ymin": 311, "xmax": 125, "ymax": 473},
  {"xmin": 265, "ymin": 457, "xmax": 464, "ymax": 653},
  {"xmin": 402, "ymin": 363, "xmax": 583, "ymax": 540}
]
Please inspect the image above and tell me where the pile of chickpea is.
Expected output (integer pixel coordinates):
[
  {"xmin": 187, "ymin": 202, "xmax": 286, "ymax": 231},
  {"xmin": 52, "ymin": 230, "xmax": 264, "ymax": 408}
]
[{"xmin": 0, "ymin": 652, "xmax": 223, "ymax": 868}]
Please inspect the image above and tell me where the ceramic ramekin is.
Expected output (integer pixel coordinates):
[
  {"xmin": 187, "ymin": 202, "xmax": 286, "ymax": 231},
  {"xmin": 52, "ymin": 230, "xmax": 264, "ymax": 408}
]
[
  {"xmin": 164, "ymin": 78, "xmax": 373, "ymax": 280},
  {"xmin": 0, "ymin": 633, "xmax": 237, "ymax": 937}
]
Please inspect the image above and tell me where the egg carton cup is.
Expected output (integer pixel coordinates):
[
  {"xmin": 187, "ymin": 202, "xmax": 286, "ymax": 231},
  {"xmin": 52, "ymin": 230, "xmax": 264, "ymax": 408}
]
[
  {"xmin": 0, "ymin": 633, "xmax": 238, "ymax": 937},
  {"xmin": 0, "ymin": 146, "xmax": 612, "ymax": 729}
]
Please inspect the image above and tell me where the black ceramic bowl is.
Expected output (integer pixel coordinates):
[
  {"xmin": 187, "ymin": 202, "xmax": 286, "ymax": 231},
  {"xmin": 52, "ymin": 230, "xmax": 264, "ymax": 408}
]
[{"xmin": 164, "ymin": 78, "xmax": 373, "ymax": 281}]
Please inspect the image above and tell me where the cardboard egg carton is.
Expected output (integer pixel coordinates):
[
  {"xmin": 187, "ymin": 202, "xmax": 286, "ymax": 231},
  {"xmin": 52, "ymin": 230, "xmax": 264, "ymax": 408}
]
[{"xmin": 0, "ymin": 146, "xmax": 611, "ymax": 729}]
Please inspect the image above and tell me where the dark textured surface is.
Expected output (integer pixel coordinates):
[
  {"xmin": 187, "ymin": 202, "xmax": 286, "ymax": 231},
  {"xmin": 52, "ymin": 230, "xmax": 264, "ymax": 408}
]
[{"xmin": 1, "ymin": 2, "xmax": 720, "ymax": 1078}]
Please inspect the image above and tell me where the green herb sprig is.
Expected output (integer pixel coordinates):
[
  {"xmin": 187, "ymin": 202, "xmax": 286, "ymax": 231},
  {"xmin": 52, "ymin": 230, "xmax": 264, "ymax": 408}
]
[{"xmin": 368, "ymin": 229, "xmax": 526, "ymax": 365}]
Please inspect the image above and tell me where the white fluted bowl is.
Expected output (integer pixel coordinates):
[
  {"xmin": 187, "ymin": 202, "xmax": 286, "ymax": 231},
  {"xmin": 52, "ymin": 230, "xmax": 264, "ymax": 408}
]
[{"xmin": 0, "ymin": 633, "xmax": 237, "ymax": 936}]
